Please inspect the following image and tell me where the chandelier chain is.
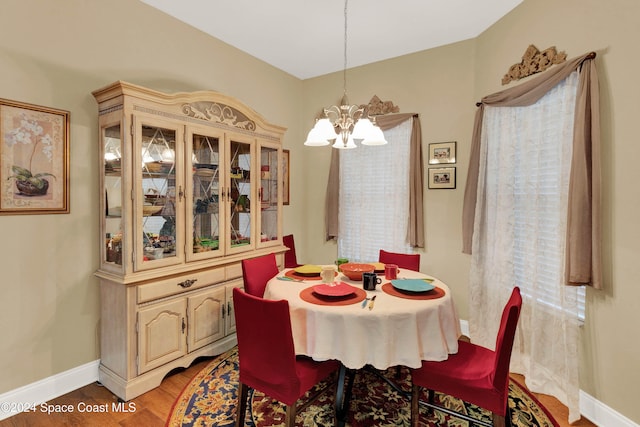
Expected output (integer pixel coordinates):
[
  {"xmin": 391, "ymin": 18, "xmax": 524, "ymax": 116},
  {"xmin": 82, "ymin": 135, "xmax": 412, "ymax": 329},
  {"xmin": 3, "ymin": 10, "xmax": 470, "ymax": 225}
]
[{"xmin": 343, "ymin": 0, "xmax": 348, "ymax": 96}]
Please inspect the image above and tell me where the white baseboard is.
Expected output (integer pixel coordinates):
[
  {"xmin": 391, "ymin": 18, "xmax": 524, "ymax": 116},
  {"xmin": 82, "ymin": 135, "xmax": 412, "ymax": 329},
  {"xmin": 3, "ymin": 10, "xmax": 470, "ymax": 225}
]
[
  {"xmin": 580, "ymin": 389, "xmax": 639, "ymax": 427},
  {"xmin": 0, "ymin": 359, "xmax": 100, "ymax": 421},
  {"xmin": 0, "ymin": 349, "xmax": 638, "ymax": 427}
]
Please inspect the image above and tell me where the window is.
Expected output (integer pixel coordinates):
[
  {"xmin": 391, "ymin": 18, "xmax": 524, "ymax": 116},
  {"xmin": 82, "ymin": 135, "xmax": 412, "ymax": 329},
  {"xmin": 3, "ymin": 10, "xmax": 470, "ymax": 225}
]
[
  {"xmin": 337, "ymin": 119, "xmax": 413, "ymax": 261},
  {"xmin": 481, "ymin": 71, "xmax": 585, "ymax": 320}
]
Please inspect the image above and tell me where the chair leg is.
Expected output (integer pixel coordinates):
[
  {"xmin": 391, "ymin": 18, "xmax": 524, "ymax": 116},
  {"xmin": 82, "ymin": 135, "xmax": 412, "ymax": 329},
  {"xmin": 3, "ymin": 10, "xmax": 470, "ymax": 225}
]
[
  {"xmin": 235, "ymin": 382, "xmax": 249, "ymax": 427},
  {"xmin": 410, "ymin": 383, "xmax": 420, "ymax": 427},
  {"xmin": 492, "ymin": 413, "xmax": 506, "ymax": 427},
  {"xmin": 424, "ymin": 388, "xmax": 436, "ymax": 416},
  {"xmin": 285, "ymin": 403, "xmax": 297, "ymax": 427}
]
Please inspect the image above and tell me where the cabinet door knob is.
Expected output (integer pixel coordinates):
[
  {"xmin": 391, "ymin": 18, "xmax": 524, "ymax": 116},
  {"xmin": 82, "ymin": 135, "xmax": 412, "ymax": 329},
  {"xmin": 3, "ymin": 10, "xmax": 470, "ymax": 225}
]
[{"xmin": 177, "ymin": 278, "xmax": 197, "ymax": 288}]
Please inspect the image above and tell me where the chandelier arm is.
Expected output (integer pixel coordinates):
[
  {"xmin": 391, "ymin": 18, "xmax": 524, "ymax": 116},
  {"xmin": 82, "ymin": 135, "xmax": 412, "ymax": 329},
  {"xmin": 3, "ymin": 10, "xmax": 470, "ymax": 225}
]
[{"xmin": 323, "ymin": 106, "xmax": 341, "ymax": 126}]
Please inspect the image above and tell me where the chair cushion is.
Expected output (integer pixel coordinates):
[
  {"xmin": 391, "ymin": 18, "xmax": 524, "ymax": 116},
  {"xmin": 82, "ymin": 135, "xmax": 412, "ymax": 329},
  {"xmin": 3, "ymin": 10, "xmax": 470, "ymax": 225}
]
[
  {"xmin": 412, "ymin": 340, "xmax": 507, "ymax": 415},
  {"xmin": 294, "ymin": 357, "xmax": 340, "ymax": 401},
  {"xmin": 240, "ymin": 357, "xmax": 338, "ymax": 406}
]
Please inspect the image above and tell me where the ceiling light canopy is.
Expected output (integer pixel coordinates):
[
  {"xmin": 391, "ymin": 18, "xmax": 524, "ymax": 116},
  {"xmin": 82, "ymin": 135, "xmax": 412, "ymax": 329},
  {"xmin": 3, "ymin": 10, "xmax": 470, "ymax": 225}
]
[{"xmin": 304, "ymin": 0, "xmax": 387, "ymax": 149}]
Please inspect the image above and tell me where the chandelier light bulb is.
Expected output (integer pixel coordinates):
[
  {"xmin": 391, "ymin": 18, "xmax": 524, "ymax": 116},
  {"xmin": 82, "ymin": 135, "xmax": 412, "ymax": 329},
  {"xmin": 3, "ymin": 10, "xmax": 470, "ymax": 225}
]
[
  {"xmin": 332, "ymin": 134, "xmax": 357, "ymax": 149},
  {"xmin": 315, "ymin": 118, "xmax": 338, "ymax": 141},
  {"xmin": 351, "ymin": 117, "xmax": 374, "ymax": 141},
  {"xmin": 304, "ymin": 125, "xmax": 331, "ymax": 146},
  {"xmin": 360, "ymin": 123, "xmax": 388, "ymax": 146}
]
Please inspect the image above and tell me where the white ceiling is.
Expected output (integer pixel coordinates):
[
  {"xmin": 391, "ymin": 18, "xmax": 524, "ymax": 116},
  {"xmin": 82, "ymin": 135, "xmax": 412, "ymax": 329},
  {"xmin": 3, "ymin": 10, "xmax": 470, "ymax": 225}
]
[{"xmin": 140, "ymin": 0, "xmax": 523, "ymax": 80}]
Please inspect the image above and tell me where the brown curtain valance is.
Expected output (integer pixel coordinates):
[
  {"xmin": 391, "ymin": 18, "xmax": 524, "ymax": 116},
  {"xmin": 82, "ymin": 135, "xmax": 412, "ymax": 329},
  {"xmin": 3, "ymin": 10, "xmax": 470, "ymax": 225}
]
[
  {"xmin": 325, "ymin": 113, "xmax": 425, "ymax": 248},
  {"xmin": 461, "ymin": 52, "xmax": 601, "ymax": 288}
]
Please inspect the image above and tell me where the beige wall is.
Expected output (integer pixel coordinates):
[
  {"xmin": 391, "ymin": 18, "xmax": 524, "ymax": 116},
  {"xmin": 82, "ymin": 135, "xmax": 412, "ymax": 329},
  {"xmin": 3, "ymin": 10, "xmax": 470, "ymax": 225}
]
[
  {"xmin": 0, "ymin": 0, "xmax": 303, "ymax": 394},
  {"xmin": 1, "ymin": 0, "xmax": 639, "ymax": 424},
  {"xmin": 300, "ymin": 0, "xmax": 640, "ymax": 424}
]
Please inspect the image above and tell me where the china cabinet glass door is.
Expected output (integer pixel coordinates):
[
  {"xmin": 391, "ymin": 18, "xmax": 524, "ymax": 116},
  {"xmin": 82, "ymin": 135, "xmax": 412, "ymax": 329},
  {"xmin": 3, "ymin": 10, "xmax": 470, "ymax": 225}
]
[
  {"xmin": 133, "ymin": 115, "xmax": 184, "ymax": 270},
  {"xmin": 226, "ymin": 136, "xmax": 254, "ymax": 254},
  {"xmin": 257, "ymin": 142, "xmax": 280, "ymax": 247},
  {"xmin": 186, "ymin": 127, "xmax": 224, "ymax": 261},
  {"xmin": 102, "ymin": 119, "xmax": 124, "ymax": 272}
]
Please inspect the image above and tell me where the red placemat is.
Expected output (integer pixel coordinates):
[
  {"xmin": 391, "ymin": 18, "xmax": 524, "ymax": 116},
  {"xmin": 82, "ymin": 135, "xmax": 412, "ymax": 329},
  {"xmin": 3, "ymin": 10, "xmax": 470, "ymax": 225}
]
[
  {"xmin": 285, "ymin": 269, "xmax": 337, "ymax": 281},
  {"xmin": 300, "ymin": 286, "xmax": 367, "ymax": 306},
  {"xmin": 381, "ymin": 282, "xmax": 445, "ymax": 300}
]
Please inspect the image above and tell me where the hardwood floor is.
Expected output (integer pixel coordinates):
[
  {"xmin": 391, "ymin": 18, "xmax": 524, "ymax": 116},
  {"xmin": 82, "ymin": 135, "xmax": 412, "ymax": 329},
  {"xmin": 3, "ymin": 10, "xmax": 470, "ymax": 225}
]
[
  {"xmin": 0, "ymin": 358, "xmax": 597, "ymax": 427},
  {"xmin": 510, "ymin": 374, "xmax": 597, "ymax": 427}
]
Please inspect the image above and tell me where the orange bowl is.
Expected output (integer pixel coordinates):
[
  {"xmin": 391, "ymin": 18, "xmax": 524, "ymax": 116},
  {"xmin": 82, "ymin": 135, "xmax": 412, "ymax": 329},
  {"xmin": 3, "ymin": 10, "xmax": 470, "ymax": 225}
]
[{"xmin": 340, "ymin": 263, "xmax": 375, "ymax": 281}]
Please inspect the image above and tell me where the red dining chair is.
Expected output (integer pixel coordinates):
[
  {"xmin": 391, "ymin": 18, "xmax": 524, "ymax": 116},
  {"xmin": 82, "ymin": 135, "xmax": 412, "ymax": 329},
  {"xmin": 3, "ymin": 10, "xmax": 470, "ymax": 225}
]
[
  {"xmin": 233, "ymin": 288, "xmax": 340, "ymax": 427},
  {"xmin": 241, "ymin": 253, "xmax": 279, "ymax": 298},
  {"xmin": 283, "ymin": 234, "xmax": 302, "ymax": 268},
  {"xmin": 410, "ymin": 287, "xmax": 522, "ymax": 427},
  {"xmin": 378, "ymin": 249, "xmax": 421, "ymax": 271}
]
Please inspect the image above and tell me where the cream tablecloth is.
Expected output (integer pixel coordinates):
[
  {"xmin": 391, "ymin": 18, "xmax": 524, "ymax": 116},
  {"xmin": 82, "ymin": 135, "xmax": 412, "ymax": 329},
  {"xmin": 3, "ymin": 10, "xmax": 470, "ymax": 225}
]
[{"xmin": 264, "ymin": 267, "xmax": 461, "ymax": 370}]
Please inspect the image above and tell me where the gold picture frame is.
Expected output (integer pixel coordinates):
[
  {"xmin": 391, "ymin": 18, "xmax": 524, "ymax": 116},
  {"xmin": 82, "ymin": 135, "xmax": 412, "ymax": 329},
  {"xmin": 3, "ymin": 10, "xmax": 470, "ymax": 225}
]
[
  {"xmin": 428, "ymin": 167, "xmax": 456, "ymax": 189},
  {"xmin": 428, "ymin": 141, "xmax": 456, "ymax": 164},
  {"xmin": 282, "ymin": 149, "xmax": 290, "ymax": 205},
  {"xmin": 0, "ymin": 98, "xmax": 70, "ymax": 214}
]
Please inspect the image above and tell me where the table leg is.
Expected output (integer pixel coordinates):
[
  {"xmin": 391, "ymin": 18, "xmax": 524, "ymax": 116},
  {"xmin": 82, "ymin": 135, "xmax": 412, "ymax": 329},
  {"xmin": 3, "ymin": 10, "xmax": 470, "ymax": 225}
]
[{"xmin": 335, "ymin": 364, "xmax": 356, "ymax": 427}]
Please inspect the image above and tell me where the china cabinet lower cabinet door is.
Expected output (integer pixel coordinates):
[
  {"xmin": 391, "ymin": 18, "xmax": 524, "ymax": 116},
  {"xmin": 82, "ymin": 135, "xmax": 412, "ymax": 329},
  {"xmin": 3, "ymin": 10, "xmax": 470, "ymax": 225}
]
[
  {"xmin": 224, "ymin": 280, "xmax": 244, "ymax": 336},
  {"xmin": 137, "ymin": 299, "xmax": 187, "ymax": 375},
  {"xmin": 187, "ymin": 287, "xmax": 225, "ymax": 351}
]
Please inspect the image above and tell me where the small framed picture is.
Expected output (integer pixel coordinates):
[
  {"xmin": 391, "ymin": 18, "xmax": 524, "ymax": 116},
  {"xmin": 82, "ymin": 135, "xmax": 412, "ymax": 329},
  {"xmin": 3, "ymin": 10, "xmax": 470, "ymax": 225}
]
[
  {"xmin": 428, "ymin": 167, "xmax": 456, "ymax": 189},
  {"xmin": 428, "ymin": 141, "xmax": 456, "ymax": 164}
]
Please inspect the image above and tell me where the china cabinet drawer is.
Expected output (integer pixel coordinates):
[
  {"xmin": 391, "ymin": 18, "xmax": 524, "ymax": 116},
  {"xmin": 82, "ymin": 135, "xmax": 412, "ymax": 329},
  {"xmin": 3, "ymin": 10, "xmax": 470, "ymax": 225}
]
[
  {"xmin": 225, "ymin": 262, "xmax": 242, "ymax": 280},
  {"xmin": 137, "ymin": 268, "xmax": 225, "ymax": 303}
]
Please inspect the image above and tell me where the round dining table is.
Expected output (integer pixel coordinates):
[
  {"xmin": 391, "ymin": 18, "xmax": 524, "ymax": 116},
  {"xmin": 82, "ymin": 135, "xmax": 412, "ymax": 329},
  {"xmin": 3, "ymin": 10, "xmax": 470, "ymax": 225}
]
[{"xmin": 263, "ymin": 266, "xmax": 461, "ymax": 371}]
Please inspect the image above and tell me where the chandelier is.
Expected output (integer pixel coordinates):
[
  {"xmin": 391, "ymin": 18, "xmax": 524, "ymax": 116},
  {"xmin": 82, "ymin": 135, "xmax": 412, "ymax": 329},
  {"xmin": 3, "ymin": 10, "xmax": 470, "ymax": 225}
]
[{"xmin": 303, "ymin": 0, "xmax": 387, "ymax": 149}]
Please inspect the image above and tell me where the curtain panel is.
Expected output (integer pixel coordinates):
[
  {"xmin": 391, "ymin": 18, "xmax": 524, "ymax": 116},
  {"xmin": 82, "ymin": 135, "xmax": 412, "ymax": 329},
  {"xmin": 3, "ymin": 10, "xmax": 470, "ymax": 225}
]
[
  {"xmin": 461, "ymin": 52, "xmax": 601, "ymax": 288},
  {"xmin": 325, "ymin": 113, "xmax": 425, "ymax": 248}
]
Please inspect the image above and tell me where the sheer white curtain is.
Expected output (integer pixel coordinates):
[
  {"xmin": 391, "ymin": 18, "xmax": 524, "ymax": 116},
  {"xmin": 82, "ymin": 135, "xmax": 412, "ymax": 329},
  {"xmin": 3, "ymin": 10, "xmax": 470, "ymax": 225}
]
[
  {"xmin": 470, "ymin": 71, "xmax": 584, "ymax": 422},
  {"xmin": 338, "ymin": 119, "xmax": 413, "ymax": 261}
]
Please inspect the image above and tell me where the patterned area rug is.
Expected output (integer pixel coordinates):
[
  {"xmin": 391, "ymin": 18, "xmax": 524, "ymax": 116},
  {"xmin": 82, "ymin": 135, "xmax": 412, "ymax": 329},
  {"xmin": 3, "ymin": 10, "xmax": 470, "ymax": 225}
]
[{"xmin": 166, "ymin": 348, "xmax": 558, "ymax": 427}]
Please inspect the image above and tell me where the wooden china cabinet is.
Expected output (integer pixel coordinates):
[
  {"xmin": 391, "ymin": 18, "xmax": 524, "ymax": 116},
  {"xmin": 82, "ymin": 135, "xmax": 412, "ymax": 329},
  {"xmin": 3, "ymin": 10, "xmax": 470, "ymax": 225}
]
[{"xmin": 92, "ymin": 81, "xmax": 287, "ymax": 400}]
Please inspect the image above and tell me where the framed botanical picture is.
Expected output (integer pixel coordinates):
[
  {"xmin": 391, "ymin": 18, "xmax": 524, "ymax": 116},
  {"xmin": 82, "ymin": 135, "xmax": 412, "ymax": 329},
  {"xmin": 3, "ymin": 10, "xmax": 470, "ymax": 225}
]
[
  {"xmin": 428, "ymin": 141, "xmax": 457, "ymax": 164},
  {"xmin": 282, "ymin": 149, "xmax": 290, "ymax": 205},
  {"xmin": 428, "ymin": 167, "xmax": 456, "ymax": 189},
  {"xmin": 0, "ymin": 98, "xmax": 70, "ymax": 214}
]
